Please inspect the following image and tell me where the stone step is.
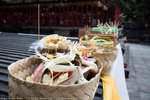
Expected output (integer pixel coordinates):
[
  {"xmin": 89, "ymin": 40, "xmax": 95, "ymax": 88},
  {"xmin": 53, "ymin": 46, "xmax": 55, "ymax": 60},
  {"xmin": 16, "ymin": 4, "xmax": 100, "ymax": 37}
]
[
  {"xmin": 0, "ymin": 48, "xmax": 33, "ymax": 55},
  {"xmin": 0, "ymin": 68, "xmax": 8, "ymax": 75},
  {"xmin": 0, "ymin": 82, "xmax": 8, "ymax": 93},
  {"xmin": 0, "ymin": 74, "xmax": 8, "ymax": 83},
  {"xmin": 0, "ymin": 59, "xmax": 14, "ymax": 65},
  {"xmin": 0, "ymin": 63, "xmax": 9, "ymax": 69},
  {"xmin": 0, "ymin": 53, "xmax": 26, "ymax": 59},
  {"xmin": 0, "ymin": 51, "xmax": 31, "ymax": 57},
  {"xmin": 0, "ymin": 55, "xmax": 20, "ymax": 62}
]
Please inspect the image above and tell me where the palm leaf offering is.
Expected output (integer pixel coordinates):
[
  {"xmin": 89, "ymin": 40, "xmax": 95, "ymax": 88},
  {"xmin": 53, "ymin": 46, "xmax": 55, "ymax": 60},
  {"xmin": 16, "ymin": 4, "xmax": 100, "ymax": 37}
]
[
  {"xmin": 80, "ymin": 35, "xmax": 114, "ymax": 47},
  {"xmin": 25, "ymin": 34, "xmax": 102, "ymax": 85},
  {"xmin": 83, "ymin": 22, "xmax": 119, "ymax": 46},
  {"xmin": 91, "ymin": 22, "xmax": 119, "ymax": 35}
]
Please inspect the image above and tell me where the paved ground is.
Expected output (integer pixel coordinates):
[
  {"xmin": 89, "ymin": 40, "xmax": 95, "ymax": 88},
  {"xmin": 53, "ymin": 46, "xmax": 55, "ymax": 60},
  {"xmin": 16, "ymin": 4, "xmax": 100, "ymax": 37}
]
[{"xmin": 126, "ymin": 43, "xmax": 150, "ymax": 100}]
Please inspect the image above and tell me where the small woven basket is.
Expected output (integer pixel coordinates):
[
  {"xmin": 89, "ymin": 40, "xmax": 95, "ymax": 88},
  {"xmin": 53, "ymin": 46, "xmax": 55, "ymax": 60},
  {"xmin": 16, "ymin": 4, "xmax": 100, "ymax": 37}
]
[
  {"xmin": 86, "ymin": 31, "xmax": 118, "ymax": 47},
  {"xmin": 78, "ymin": 28, "xmax": 89, "ymax": 38},
  {"xmin": 8, "ymin": 56, "xmax": 102, "ymax": 100},
  {"xmin": 92, "ymin": 45, "xmax": 118, "ymax": 75}
]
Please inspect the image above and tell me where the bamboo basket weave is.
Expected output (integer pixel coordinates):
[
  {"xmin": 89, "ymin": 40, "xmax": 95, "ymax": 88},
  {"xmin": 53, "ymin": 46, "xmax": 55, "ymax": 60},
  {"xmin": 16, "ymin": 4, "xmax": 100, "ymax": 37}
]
[
  {"xmin": 92, "ymin": 45, "xmax": 118, "ymax": 75},
  {"xmin": 8, "ymin": 55, "xmax": 102, "ymax": 100},
  {"xmin": 86, "ymin": 31, "xmax": 118, "ymax": 47}
]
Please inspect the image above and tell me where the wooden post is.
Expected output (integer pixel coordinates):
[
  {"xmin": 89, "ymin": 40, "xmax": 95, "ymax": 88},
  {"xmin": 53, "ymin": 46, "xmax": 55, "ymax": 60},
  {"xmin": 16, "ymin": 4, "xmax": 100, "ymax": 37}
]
[
  {"xmin": 76, "ymin": 6, "xmax": 79, "ymax": 27},
  {"xmin": 46, "ymin": 9, "xmax": 49, "ymax": 26},
  {"xmin": 32, "ymin": 7, "xmax": 35, "ymax": 25},
  {"xmin": 63, "ymin": 7, "xmax": 65, "ymax": 26},
  {"xmin": 106, "ymin": 0, "xmax": 108, "ymax": 3},
  {"xmin": 100, "ymin": 7, "xmax": 104, "ymax": 23},
  {"xmin": 54, "ymin": 7, "xmax": 57, "ymax": 26},
  {"xmin": 22, "ymin": 8, "xmax": 25, "ymax": 25},
  {"xmin": 36, "ymin": 7, "xmax": 38, "ymax": 26},
  {"xmin": 25, "ymin": 8, "xmax": 28, "ymax": 25},
  {"xmin": 27, "ymin": 8, "xmax": 29, "ymax": 25},
  {"xmin": 71, "ymin": 6, "xmax": 74, "ymax": 27},
  {"xmin": 43, "ymin": 8, "xmax": 46, "ymax": 25},
  {"xmin": 105, "ymin": 5, "xmax": 109, "ymax": 22},
  {"xmin": 67, "ymin": 7, "xmax": 70, "ymax": 26},
  {"xmin": 95, "ymin": 6, "xmax": 98, "ymax": 25},
  {"xmin": 80, "ymin": 6, "xmax": 83, "ymax": 27},
  {"xmin": 85, "ymin": 5, "xmax": 88, "ymax": 26},
  {"xmin": 91, "ymin": 6, "xmax": 93, "ymax": 27},
  {"xmin": 50, "ymin": 7, "xmax": 53, "ymax": 26},
  {"xmin": 59, "ymin": 7, "xmax": 61, "ymax": 26},
  {"xmin": 38, "ymin": 4, "xmax": 40, "ymax": 40},
  {"xmin": 29, "ymin": 8, "xmax": 32, "ymax": 25}
]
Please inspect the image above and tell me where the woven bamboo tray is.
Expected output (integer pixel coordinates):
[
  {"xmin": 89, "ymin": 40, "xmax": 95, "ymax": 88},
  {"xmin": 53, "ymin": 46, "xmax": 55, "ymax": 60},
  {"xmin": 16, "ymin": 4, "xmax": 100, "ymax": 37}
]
[
  {"xmin": 8, "ymin": 55, "xmax": 102, "ymax": 100},
  {"xmin": 92, "ymin": 45, "xmax": 118, "ymax": 75},
  {"xmin": 86, "ymin": 31, "xmax": 118, "ymax": 47}
]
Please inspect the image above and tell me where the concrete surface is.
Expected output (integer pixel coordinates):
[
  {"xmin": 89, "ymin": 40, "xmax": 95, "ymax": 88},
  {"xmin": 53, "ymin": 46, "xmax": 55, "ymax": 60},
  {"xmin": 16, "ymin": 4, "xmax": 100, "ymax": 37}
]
[{"xmin": 126, "ymin": 43, "xmax": 150, "ymax": 100}]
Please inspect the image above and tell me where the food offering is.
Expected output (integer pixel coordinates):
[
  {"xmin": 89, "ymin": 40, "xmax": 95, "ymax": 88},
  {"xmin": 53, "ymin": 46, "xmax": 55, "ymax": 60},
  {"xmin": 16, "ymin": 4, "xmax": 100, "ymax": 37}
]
[
  {"xmin": 80, "ymin": 22, "xmax": 119, "ymax": 47},
  {"xmin": 79, "ymin": 36, "xmax": 118, "ymax": 75},
  {"xmin": 40, "ymin": 34, "xmax": 74, "ymax": 50},
  {"xmin": 8, "ymin": 34, "xmax": 103, "ymax": 99},
  {"xmin": 80, "ymin": 35, "xmax": 114, "ymax": 47},
  {"xmin": 92, "ymin": 45, "xmax": 118, "ymax": 75},
  {"xmin": 79, "ymin": 23, "xmax": 119, "ymax": 75},
  {"xmin": 26, "ymin": 34, "xmax": 102, "ymax": 85},
  {"xmin": 91, "ymin": 22, "xmax": 119, "ymax": 35}
]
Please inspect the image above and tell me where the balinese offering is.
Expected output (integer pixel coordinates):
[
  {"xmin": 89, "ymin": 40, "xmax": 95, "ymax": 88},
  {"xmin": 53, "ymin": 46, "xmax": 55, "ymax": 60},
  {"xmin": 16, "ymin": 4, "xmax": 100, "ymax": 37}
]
[
  {"xmin": 8, "ymin": 34, "xmax": 103, "ymax": 99},
  {"xmin": 79, "ymin": 35, "xmax": 118, "ymax": 75},
  {"xmin": 80, "ymin": 22, "xmax": 119, "ymax": 46},
  {"xmin": 26, "ymin": 34, "xmax": 101, "ymax": 85},
  {"xmin": 92, "ymin": 45, "xmax": 118, "ymax": 75},
  {"xmin": 80, "ymin": 35, "xmax": 114, "ymax": 47},
  {"xmin": 79, "ymin": 23, "xmax": 119, "ymax": 74},
  {"xmin": 91, "ymin": 22, "xmax": 119, "ymax": 35}
]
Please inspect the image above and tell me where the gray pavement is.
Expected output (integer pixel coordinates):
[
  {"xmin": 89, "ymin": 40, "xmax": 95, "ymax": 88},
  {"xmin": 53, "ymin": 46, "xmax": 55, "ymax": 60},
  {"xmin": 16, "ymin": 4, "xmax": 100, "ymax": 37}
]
[{"xmin": 126, "ymin": 43, "xmax": 150, "ymax": 100}]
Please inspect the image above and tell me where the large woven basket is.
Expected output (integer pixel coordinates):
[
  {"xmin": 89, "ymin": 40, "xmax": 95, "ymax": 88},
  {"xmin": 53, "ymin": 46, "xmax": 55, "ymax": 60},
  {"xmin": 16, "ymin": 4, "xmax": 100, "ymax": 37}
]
[
  {"xmin": 8, "ymin": 56, "xmax": 102, "ymax": 100},
  {"xmin": 86, "ymin": 31, "xmax": 118, "ymax": 47},
  {"xmin": 92, "ymin": 45, "xmax": 118, "ymax": 75}
]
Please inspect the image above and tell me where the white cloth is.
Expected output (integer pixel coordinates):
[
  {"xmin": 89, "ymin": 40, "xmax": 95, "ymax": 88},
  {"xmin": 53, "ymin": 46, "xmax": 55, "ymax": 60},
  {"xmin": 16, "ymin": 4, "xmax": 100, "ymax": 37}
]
[{"xmin": 108, "ymin": 44, "xmax": 130, "ymax": 100}]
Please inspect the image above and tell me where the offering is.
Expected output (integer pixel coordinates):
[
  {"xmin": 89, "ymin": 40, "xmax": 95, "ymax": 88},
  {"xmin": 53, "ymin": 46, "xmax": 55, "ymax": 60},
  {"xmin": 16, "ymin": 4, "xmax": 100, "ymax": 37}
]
[
  {"xmin": 8, "ymin": 34, "xmax": 104, "ymax": 99},
  {"xmin": 91, "ymin": 22, "xmax": 119, "ymax": 35},
  {"xmin": 79, "ymin": 22, "xmax": 119, "ymax": 46},
  {"xmin": 92, "ymin": 45, "xmax": 118, "ymax": 75},
  {"xmin": 79, "ymin": 27, "xmax": 119, "ymax": 75},
  {"xmin": 79, "ymin": 35, "xmax": 118, "ymax": 75},
  {"xmin": 80, "ymin": 35, "xmax": 114, "ymax": 47},
  {"xmin": 8, "ymin": 34, "xmax": 118, "ymax": 99},
  {"xmin": 25, "ymin": 34, "xmax": 102, "ymax": 85}
]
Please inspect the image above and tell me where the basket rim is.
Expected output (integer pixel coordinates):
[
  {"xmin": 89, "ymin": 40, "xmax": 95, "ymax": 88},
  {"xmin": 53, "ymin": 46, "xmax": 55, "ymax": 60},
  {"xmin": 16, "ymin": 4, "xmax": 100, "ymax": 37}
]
[
  {"xmin": 93, "ymin": 49, "xmax": 118, "ymax": 54},
  {"xmin": 8, "ymin": 56, "xmax": 103, "ymax": 87},
  {"xmin": 87, "ymin": 31, "xmax": 117, "ymax": 35},
  {"xmin": 93, "ymin": 46, "xmax": 118, "ymax": 54}
]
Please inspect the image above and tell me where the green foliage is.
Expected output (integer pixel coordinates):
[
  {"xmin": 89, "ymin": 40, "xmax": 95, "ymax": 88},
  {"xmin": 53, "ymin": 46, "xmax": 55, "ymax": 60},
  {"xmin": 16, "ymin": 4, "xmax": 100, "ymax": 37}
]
[
  {"xmin": 0, "ymin": 0, "xmax": 7, "ymax": 4},
  {"xmin": 109, "ymin": 0, "xmax": 150, "ymax": 23}
]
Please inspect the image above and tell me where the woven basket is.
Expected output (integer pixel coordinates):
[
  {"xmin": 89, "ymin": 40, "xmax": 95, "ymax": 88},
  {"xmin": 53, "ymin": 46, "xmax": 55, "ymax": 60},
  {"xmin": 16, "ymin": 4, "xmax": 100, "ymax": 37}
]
[
  {"xmin": 86, "ymin": 31, "xmax": 118, "ymax": 47},
  {"xmin": 8, "ymin": 56, "xmax": 102, "ymax": 100},
  {"xmin": 78, "ymin": 28, "xmax": 89, "ymax": 38},
  {"xmin": 92, "ymin": 45, "xmax": 118, "ymax": 75}
]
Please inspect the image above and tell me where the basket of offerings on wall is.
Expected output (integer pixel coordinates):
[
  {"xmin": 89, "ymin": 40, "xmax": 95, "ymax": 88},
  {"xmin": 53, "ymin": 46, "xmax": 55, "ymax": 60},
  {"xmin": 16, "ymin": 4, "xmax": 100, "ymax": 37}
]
[
  {"xmin": 8, "ymin": 34, "xmax": 103, "ymax": 100},
  {"xmin": 79, "ymin": 34, "xmax": 118, "ymax": 75},
  {"xmin": 79, "ymin": 23, "xmax": 119, "ymax": 47},
  {"xmin": 92, "ymin": 45, "xmax": 118, "ymax": 75}
]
